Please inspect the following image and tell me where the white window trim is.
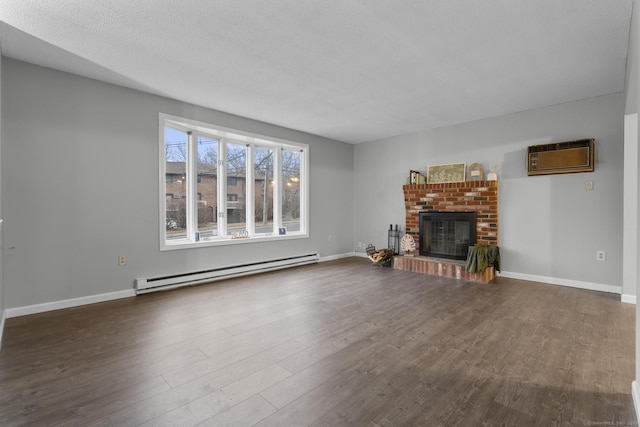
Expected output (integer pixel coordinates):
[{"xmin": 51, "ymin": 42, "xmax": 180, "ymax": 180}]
[
  {"xmin": 159, "ymin": 113, "xmax": 309, "ymax": 251},
  {"xmin": 273, "ymin": 147, "xmax": 283, "ymax": 234}
]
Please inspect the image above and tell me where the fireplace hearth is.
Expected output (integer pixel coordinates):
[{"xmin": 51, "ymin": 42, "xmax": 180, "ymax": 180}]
[{"xmin": 419, "ymin": 211, "xmax": 476, "ymax": 260}]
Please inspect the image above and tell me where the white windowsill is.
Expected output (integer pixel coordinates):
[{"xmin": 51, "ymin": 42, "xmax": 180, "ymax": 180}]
[{"xmin": 161, "ymin": 232, "xmax": 309, "ymax": 251}]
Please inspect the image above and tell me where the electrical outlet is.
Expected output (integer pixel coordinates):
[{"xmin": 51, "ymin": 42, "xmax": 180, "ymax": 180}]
[
  {"xmin": 118, "ymin": 255, "xmax": 126, "ymax": 266},
  {"xmin": 596, "ymin": 250, "xmax": 606, "ymax": 261},
  {"xmin": 585, "ymin": 180, "xmax": 594, "ymax": 191},
  {"xmin": 328, "ymin": 234, "xmax": 333, "ymax": 241}
]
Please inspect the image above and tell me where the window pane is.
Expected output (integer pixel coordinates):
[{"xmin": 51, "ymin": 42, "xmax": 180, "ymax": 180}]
[
  {"xmin": 226, "ymin": 143, "xmax": 247, "ymax": 236},
  {"xmin": 165, "ymin": 127, "xmax": 188, "ymax": 240},
  {"xmin": 282, "ymin": 149, "xmax": 301, "ymax": 232},
  {"xmin": 254, "ymin": 147, "xmax": 274, "ymax": 234},
  {"xmin": 196, "ymin": 136, "xmax": 218, "ymax": 239},
  {"xmin": 161, "ymin": 115, "xmax": 309, "ymax": 249}
]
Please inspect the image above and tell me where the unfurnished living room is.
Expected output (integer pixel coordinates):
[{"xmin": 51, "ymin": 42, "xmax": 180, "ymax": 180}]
[{"xmin": 1, "ymin": 1, "xmax": 640, "ymax": 426}]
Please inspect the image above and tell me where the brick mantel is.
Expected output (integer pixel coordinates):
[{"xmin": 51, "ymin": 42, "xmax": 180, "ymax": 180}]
[{"xmin": 403, "ymin": 181, "xmax": 499, "ymax": 252}]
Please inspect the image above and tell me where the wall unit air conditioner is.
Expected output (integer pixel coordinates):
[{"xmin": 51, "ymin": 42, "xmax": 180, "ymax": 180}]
[{"xmin": 527, "ymin": 139, "xmax": 595, "ymax": 176}]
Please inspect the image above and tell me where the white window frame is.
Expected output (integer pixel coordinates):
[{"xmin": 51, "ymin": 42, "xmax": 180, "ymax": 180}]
[{"xmin": 159, "ymin": 113, "xmax": 309, "ymax": 250}]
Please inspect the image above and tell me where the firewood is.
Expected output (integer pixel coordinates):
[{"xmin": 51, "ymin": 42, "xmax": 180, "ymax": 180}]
[{"xmin": 369, "ymin": 248, "xmax": 393, "ymax": 264}]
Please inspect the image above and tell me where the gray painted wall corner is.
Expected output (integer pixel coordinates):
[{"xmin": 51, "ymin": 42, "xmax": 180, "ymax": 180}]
[{"xmin": 0, "ymin": 50, "xmax": 5, "ymax": 346}]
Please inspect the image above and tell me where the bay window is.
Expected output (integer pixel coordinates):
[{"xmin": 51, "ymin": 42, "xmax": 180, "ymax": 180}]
[{"xmin": 160, "ymin": 114, "xmax": 308, "ymax": 249}]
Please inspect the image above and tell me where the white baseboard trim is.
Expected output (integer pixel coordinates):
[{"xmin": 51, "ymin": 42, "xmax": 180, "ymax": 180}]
[
  {"xmin": 622, "ymin": 294, "xmax": 637, "ymax": 305},
  {"xmin": 319, "ymin": 252, "xmax": 356, "ymax": 262},
  {"xmin": 5, "ymin": 289, "xmax": 136, "ymax": 319},
  {"xmin": 499, "ymin": 271, "xmax": 621, "ymax": 295},
  {"xmin": 632, "ymin": 381, "xmax": 640, "ymax": 423},
  {"xmin": 3, "ymin": 254, "xmax": 357, "ymax": 318}
]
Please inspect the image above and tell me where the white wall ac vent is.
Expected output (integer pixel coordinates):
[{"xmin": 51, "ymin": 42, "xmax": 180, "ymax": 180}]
[{"xmin": 135, "ymin": 253, "xmax": 319, "ymax": 294}]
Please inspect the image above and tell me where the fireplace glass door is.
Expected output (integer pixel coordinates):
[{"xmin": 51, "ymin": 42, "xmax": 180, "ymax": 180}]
[{"xmin": 419, "ymin": 212, "xmax": 476, "ymax": 260}]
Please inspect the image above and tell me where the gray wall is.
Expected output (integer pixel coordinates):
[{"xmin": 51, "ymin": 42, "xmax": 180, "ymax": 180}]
[
  {"xmin": 626, "ymin": 0, "xmax": 640, "ymax": 398},
  {"xmin": 1, "ymin": 58, "xmax": 354, "ymax": 309},
  {"xmin": 354, "ymin": 93, "xmax": 624, "ymax": 290},
  {"xmin": 0, "ymin": 50, "xmax": 4, "ymax": 333},
  {"xmin": 626, "ymin": 0, "xmax": 639, "ymax": 115}
]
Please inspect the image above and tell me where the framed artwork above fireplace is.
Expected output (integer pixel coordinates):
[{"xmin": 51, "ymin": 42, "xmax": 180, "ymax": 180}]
[{"xmin": 427, "ymin": 162, "xmax": 466, "ymax": 183}]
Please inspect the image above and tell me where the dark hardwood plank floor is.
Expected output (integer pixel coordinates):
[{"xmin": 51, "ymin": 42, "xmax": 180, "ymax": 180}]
[{"xmin": 0, "ymin": 257, "xmax": 635, "ymax": 426}]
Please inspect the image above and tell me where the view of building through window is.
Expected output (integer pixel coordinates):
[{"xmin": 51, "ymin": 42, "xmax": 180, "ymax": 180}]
[
  {"xmin": 165, "ymin": 127, "xmax": 188, "ymax": 240},
  {"xmin": 226, "ymin": 143, "xmax": 247, "ymax": 235},
  {"xmin": 196, "ymin": 136, "xmax": 218, "ymax": 238},
  {"xmin": 161, "ymin": 116, "xmax": 307, "ymax": 248}
]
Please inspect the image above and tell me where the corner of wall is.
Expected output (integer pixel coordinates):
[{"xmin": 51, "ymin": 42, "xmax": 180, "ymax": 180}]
[
  {"xmin": 626, "ymin": 0, "xmax": 640, "ymax": 114},
  {"xmin": 623, "ymin": 113, "xmax": 638, "ymax": 298},
  {"xmin": 0, "ymin": 310, "xmax": 5, "ymax": 351},
  {"xmin": 626, "ymin": 2, "xmax": 640, "ymax": 415},
  {"xmin": 633, "ymin": 381, "xmax": 640, "ymax": 424},
  {"xmin": 0, "ymin": 42, "xmax": 5, "ymax": 350}
]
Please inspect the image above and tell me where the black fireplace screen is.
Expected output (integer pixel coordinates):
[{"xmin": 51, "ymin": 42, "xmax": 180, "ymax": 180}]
[{"xmin": 419, "ymin": 212, "xmax": 476, "ymax": 260}]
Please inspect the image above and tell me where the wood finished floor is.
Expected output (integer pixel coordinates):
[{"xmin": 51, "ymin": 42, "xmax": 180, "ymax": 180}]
[{"xmin": 0, "ymin": 257, "xmax": 635, "ymax": 426}]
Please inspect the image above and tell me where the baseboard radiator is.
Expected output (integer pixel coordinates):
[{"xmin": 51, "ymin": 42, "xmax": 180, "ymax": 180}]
[{"xmin": 135, "ymin": 253, "xmax": 319, "ymax": 294}]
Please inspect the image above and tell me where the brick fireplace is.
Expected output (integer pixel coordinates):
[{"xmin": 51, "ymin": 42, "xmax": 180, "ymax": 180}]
[{"xmin": 394, "ymin": 180, "xmax": 499, "ymax": 282}]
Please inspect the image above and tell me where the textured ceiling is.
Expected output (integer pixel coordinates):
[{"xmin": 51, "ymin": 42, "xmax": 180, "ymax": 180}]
[{"xmin": 0, "ymin": 1, "xmax": 633, "ymax": 143}]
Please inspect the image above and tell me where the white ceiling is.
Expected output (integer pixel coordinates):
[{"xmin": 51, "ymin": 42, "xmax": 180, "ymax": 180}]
[{"xmin": 0, "ymin": 1, "xmax": 633, "ymax": 144}]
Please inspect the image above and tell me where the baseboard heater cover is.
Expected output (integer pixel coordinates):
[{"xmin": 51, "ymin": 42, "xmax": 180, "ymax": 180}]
[{"xmin": 135, "ymin": 253, "xmax": 319, "ymax": 294}]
